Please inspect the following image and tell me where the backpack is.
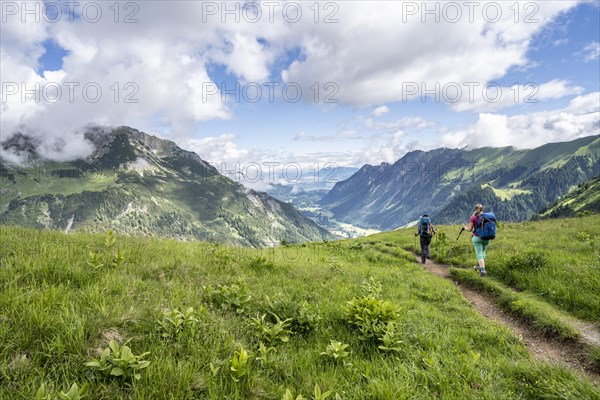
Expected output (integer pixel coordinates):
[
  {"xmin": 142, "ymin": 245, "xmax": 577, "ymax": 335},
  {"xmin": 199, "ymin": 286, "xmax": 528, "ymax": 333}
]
[
  {"xmin": 418, "ymin": 216, "xmax": 432, "ymax": 238},
  {"xmin": 475, "ymin": 212, "xmax": 497, "ymax": 240}
]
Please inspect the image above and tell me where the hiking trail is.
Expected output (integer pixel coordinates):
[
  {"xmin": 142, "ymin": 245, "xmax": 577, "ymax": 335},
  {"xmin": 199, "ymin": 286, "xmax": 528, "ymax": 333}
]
[{"xmin": 413, "ymin": 254, "xmax": 600, "ymax": 383}]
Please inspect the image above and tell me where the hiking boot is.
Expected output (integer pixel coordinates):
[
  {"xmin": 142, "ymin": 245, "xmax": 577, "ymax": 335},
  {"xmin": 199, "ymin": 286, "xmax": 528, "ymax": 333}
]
[
  {"xmin": 421, "ymin": 257, "xmax": 426, "ymax": 264},
  {"xmin": 473, "ymin": 265, "xmax": 480, "ymax": 271},
  {"xmin": 479, "ymin": 268, "xmax": 487, "ymax": 277}
]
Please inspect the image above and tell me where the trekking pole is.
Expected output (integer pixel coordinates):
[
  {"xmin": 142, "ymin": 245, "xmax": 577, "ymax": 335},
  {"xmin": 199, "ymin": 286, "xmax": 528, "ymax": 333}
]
[{"xmin": 455, "ymin": 227, "xmax": 465, "ymax": 241}]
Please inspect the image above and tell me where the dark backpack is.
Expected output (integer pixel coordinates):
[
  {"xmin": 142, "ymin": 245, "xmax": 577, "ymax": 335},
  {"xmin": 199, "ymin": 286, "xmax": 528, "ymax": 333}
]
[
  {"xmin": 475, "ymin": 212, "xmax": 497, "ymax": 240},
  {"xmin": 418, "ymin": 216, "xmax": 432, "ymax": 238}
]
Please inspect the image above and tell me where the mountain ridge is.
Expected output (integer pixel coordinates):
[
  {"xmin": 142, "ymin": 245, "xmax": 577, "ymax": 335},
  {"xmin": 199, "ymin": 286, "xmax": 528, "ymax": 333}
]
[
  {"xmin": 320, "ymin": 135, "xmax": 600, "ymax": 229},
  {"xmin": 0, "ymin": 126, "xmax": 335, "ymax": 246}
]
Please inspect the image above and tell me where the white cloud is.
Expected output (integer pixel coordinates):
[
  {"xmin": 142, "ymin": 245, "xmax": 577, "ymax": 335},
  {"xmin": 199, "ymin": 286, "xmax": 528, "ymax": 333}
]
[
  {"xmin": 451, "ymin": 79, "xmax": 584, "ymax": 113},
  {"xmin": 553, "ymin": 38, "xmax": 569, "ymax": 46},
  {"xmin": 371, "ymin": 106, "xmax": 389, "ymax": 117},
  {"xmin": 0, "ymin": 0, "xmax": 589, "ymax": 163},
  {"xmin": 364, "ymin": 116, "xmax": 435, "ymax": 132},
  {"xmin": 440, "ymin": 92, "xmax": 600, "ymax": 149},
  {"xmin": 281, "ymin": 1, "xmax": 581, "ymax": 106},
  {"xmin": 582, "ymin": 41, "xmax": 600, "ymax": 62},
  {"xmin": 179, "ymin": 134, "xmax": 263, "ymax": 166}
]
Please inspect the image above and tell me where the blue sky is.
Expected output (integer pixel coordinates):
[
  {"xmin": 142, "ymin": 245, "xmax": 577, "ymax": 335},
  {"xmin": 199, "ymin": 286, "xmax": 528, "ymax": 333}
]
[{"xmin": 3, "ymin": 1, "xmax": 599, "ymax": 167}]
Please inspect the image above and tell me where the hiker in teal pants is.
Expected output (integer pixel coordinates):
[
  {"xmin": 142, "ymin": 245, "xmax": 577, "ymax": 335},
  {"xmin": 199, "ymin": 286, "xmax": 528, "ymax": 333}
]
[{"xmin": 463, "ymin": 203, "xmax": 489, "ymax": 277}]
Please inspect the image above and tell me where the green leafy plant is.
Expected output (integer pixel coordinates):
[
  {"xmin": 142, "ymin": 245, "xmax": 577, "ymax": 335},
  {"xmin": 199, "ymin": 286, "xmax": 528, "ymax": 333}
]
[
  {"xmin": 229, "ymin": 345, "xmax": 252, "ymax": 383},
  {"xmin": 282, "ymin": 389, "xmax": 306, "ymax": 400},
  {"xmin": 247, "ymin": 256, "xmax": 274, "ymax": 270},
  {"xmin": 281, "ymin": 384, "xmax": 335, "ymax": 400},
  {"xmin": 345, "ymin": 295, "xmax": 400, "ymax": 342},
  {"xmin": 104, "ymin": 229, "xmax": 116, "ymax": 248},
  {"xmin": 87, "ymin": 251, "xmax": 104, "ymax": 269},
  {"xmin": 157, "ymin": 307, "xmax": 200, "ymax": 338},
  {"xmin": 211, "ymin": 243, "xmax": 234, "ymax": 267},
  {"xmin": 377, "ymin": 322, "xmax": 403, "ymax": 353},
  {"xmin": 203, "ymin": 278, "xmax": 252, "ymax": 314},
  {"xmin": 312, "ymin": 384, "xmax": 333, "ymax": 400},
  {"xmin": 576, "ymin": 231, "xmax": 597, "ymax": 248},
  {"xmin": 86, "ymin": 340, "xmax": 150, "ymax": 381},
  {"xmin": 359, "ymin": 276, "xmax": 382, "ymax": 297},
  {"xmin": 256, "ymin": 341, "xmax": 276, "ymax": 366},
  {"xmin": 263, "ymin": 294, "xmax": 321, "ymax": 335},
  {"xmin": 320, "ymin": 340, "xmax": 350, "ymax": 364},
  {"xmin": 111, "ymin": 248, "xmax": 126, "ymax": 268},
  {"xmin": 35, "ymin": 383, "xmax": 87, "ymax": 400},
  {"xmin": 209, "ymin": 362, "xmax": 220, "ymax": 377},
  {"xmin": 86, "ymin": 230, "xmax": 126, "ymax": 270},
  {"xmin": 249, "ymin": 313, "xmax": 292, "ymax": 344}
]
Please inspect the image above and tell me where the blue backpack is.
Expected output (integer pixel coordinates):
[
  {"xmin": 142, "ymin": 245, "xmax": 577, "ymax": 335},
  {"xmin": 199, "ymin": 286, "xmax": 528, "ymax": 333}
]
[
  {"xmin": 475, "ymin": 212, "xmax": 497, "ymax": 240},
  {"xmin": 418, "ymin": 216, "xmax": 432, "ymax": 238}
]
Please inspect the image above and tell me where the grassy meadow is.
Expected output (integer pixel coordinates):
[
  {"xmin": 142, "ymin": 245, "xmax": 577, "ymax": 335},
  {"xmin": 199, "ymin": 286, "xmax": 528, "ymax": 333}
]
[{"xmin": 1, "ymin": 221, "xmax": 599, "ymax": 399}]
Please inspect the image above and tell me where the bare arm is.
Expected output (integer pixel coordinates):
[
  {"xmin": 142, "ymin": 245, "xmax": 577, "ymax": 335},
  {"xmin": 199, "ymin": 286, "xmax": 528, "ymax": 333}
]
[{"xmin": 463, "ymin": 221, "xmax": 473, "ymax": 232}]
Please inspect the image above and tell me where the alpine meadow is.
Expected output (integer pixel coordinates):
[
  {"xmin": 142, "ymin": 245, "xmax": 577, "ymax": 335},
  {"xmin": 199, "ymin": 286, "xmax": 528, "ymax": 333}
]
[{"xmin": 1, "ymin": 1, "xmax": 600, "ymax": 400}]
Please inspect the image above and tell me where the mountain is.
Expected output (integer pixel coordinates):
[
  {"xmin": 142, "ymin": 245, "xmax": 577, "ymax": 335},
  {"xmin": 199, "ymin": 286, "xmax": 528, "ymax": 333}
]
[
  {"xmin": 320, "ymin": 135, "xmax": 600, "ymax": 229},
  {"xmin": 0, "ymin": 126, "xmax": 335, "ymax": 246},
  {"xmin": 533, "ymin": 175, "xmax": 600, "ymax": 219}
]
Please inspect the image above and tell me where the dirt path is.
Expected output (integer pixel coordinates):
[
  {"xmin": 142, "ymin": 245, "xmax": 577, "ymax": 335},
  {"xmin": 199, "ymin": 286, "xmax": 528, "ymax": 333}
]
[{"xmin": 415, "ymin": 255, "xmax": 600, "ymax": 383}]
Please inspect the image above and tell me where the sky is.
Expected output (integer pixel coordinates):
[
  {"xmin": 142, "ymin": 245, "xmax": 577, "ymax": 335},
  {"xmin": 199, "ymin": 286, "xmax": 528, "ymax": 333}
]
[{"xmin": 1, "ymin": 0, "xmax": 599, "ymax": 175}]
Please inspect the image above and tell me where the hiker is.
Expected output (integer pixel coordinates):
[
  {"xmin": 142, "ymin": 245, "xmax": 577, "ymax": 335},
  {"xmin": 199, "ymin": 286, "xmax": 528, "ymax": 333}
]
[
  {"xmin": 415, "ymin": 214, "xmax": 436, "ymax": 264},
  {"xmin": 463, "ymin": 203, "xmax": 493, "ymax": 277}
]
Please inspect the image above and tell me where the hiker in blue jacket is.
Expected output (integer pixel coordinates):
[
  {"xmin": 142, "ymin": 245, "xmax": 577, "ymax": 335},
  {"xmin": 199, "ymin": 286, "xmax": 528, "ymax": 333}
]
[{"xmin": 415, "ymin": 214, "xmax": 437, "ymax": 264}]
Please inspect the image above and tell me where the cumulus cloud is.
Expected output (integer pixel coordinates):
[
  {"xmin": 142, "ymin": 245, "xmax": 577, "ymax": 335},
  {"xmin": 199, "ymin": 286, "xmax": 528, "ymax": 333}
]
[
  {"xmin": 0, "ymin": 0, "xmax": 589, "ymax": 164},
  {"xmin": 281, "ymin": 1, "xmax": 581, "ymax": 106},
  {"xmin": 440, "ymin": 92, "xmax": 600, "ymax": 149}
]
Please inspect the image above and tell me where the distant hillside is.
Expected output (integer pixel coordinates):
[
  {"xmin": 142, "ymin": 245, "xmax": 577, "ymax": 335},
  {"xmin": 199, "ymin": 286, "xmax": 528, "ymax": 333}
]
[
  {"xmin": 534, "ymin": 175, "xmax": 600, "ymax": 219},
  {"xmin": 320, "ymin": 135, "xmax": 600, "ymax": 229},
  {"xmin": 0, "ymin": 126, "xmax": 335, "ymax": 246}
]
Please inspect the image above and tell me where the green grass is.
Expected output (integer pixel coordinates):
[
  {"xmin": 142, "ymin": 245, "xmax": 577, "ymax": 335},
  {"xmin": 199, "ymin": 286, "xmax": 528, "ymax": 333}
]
[
  {"xmin": 384, "ymin": 216, "xmax": 600, "ymax": 324},
  {"xmin": 1, "ymin": 226, "xmax": 599, "ymax": 399}
]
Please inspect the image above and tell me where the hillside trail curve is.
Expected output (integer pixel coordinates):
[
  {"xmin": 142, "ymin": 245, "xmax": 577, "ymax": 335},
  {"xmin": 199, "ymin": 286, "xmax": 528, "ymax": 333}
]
[{"xmin": 413, "ymin": 254, "xmax": 600, "ymax": 384}]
